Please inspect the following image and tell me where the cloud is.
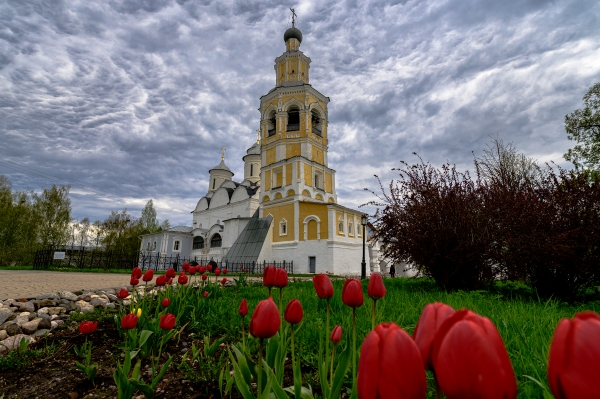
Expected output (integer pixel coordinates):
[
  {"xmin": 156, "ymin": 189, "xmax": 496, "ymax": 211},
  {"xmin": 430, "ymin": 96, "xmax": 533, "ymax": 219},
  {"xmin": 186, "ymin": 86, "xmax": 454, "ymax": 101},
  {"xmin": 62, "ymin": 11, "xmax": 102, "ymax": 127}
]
[{"xmin": 0, "ymin": 0, "xmax": 599, "ymax": 224}]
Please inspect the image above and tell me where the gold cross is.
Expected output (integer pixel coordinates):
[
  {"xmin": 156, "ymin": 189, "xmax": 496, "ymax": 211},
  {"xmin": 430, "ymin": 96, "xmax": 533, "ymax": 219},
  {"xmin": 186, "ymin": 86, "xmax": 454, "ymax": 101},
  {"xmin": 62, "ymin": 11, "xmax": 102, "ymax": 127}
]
[
  {"xmin": 256, "ymin": 128, "xmax": 261, "ymax": 144},
  {"xmin": 290, "ymin": 8, "xmax": 297, "ymax": 26},
  {"xmin": 221, "ymin": 147, "xmax": 226, "ymax": 160}
]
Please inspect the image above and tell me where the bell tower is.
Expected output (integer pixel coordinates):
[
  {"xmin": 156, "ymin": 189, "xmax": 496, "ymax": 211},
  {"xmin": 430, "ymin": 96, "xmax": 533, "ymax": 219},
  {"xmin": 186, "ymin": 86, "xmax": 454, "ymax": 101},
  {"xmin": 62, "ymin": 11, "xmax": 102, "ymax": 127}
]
[{"xmin": 259, "ymin": 11, "xmax": 337, "ymax": 205}]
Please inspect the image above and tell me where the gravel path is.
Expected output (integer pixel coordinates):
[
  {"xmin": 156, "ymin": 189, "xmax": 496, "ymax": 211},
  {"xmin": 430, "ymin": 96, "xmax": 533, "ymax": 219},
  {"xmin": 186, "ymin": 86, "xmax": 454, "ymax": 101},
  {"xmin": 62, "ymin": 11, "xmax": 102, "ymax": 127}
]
[{"xmin": 0, "ymin": 270, "xmax": 131, "ymax": 300}]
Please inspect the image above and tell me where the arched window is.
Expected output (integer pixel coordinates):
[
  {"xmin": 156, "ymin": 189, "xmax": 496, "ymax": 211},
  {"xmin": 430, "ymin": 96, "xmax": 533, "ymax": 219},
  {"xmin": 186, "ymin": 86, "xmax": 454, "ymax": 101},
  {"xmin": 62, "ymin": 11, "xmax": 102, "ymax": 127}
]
[
  {"xmin": 210, "ymin": 233, "xmax": 222, "ymax": 248},
  {"xmin": 153, "ymin": 240, "xmax": 157, "ymax": 250},
  {"xmin": 280, "ymin": 219, "xmax": 288, "ymax": 236},
  {"xmin": 268, "ymin": 111, "xmax": 276, "ymax": 137},
  {"xmin": 311, "ymin": 109, "xmax": 322, "ymax": 136},
  {"xmin": 193, "ymin": 236, "xmax": 204, "ymax": 249},
  {"xmin": 287, "ymin": 106, "xmax": 300, "ymax": 131}
]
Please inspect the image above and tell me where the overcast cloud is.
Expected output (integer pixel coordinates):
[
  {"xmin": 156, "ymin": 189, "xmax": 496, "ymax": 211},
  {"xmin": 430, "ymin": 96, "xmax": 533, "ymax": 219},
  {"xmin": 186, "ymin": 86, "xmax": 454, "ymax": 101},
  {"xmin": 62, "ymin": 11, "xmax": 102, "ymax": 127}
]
[{"xmin": 1, "ymin": 0, "xmax": 599, "ymax": 225}]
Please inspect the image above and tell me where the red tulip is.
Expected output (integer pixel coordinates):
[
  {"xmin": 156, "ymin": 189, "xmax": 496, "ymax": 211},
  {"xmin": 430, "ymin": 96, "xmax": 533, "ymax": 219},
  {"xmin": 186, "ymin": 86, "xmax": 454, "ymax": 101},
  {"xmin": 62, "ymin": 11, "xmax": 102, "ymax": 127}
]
[
  {"xmin": 121, "ymin": 313, "xmax": 139, "ymax": 330},
  {"xmin": 313, "ymin": 274, "xmax": 334, "ymax": 299},
  {"xmin": 167, "ymin": 277, "xmax": 173, "ymax": 285},
  {"xmin": 413, "ymin": 302, "xmax": 456, "ymax": 368},
  {"xmin": 198, "ymin": 266, "xmax": 207, "ymax": 274},
  {"xmin": 284, "ymin": 299, "xmax": 303, "ymax": 325},
  {"xmin": 223, "ymin": 268, "xmax": 228, "ymax": 275},
  {"xmin": 189, "ymin": 266, "xmax": 197, "ymax": 275},
  {"xmin": 207, "ymin": 264, "xmax": 213, "ymax": 272},
  {"xmin": 342, "ymin": 278, "xmax": 364, "ymax": 308},
  {"xmin": 159, "ymin": 313, "xmax": 176, "ymax": 330},
  {"xmin": 142, "ymin": 270, "xmax": 154, "ymax": 282},
  {"xmin": 165, "ymin": 267, "xmax": 176, "ymax": 278},
  {"xmin": 330, "ymin": 325, "xmax": 342, "ymax": 344},
  {"xmin": 116, "ymin": 288, "xmax": 128, "ymax": 299},
  {"xmin": 215, "ymin": 267, "xmax": 221, "ymax": 277},
  {"xmin": 178, "ymin": 274, "xmax": 188, "ymax": 285},
  {"xmin": 221, "ymin": 278, "xmax": 227, "ymax": 285},
  {"xmin": 130, "ymin": 277, "xmax": 139, "ymax": 286},
  {"xmin": 182, "ymin": 261, "xmax": 190, "ymax": 271},
  {"xmin": 263, "ymin": 266, "xmax": 276, "ymax": 288},
  {"xmin": 431, "ymin": 309, "xmax": 517, "ymax": 399},
  {"xmin": 155, "ymin": 275, "xmax": 167, "ymax": 287},
  {"xmin": 203, "ymin": 291, "xmax": 209, "ymax": 297},
  {"xmin": 239, "ymin": 298, "xmax": 248, "ymax": 317},
  {"xmin": 249, "ymin": 297, "xmax": 280, "ymax": 339},
  {"xmin": 358, "ymin": 322, "xmax": 427, "ymax": 399},
  {"xmin": 161, "ymin": 298, "xmax": 170, "ymax": 308},
  {"xmin": 201, "ymin": 273, "xmax": 207, "ymax": 281},
  {"xmin": 79, "ymin": 321, "xmax": 98, "ymax": 335},
  {"xmin": 131, "ymin": 267, "xmax": 142, "ymax": 279},
  {"xmin": 367, "ymin": 273, "xmax": 386, "ymax": 300},
  {"xmin": 548, "ymin": 311, "xmax": 600, "ymax": 399},
  {"xmin": 274, "ymin": 268, "xmax": 288, "ymax": 288}
]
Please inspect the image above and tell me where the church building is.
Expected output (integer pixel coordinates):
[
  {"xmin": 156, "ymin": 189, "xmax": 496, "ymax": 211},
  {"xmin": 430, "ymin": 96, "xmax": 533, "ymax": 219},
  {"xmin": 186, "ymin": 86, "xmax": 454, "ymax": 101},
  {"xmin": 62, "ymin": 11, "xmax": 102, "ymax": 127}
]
[{"xmin": 140, "ymin": 19, "xmax": 375, "ymax": 275}]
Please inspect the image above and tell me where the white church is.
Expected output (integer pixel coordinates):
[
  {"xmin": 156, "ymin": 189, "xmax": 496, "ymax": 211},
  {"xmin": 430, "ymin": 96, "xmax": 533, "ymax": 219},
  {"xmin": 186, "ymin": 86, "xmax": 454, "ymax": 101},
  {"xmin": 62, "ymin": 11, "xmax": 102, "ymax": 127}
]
[{"xmin": 140, "ymin": 20, "xmax": 389, "ymax": 276}]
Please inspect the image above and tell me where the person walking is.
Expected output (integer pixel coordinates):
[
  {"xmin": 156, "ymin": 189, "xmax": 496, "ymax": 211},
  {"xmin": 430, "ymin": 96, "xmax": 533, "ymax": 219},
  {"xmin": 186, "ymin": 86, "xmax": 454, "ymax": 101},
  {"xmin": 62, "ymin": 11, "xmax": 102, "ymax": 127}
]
[{"xmin": 390, "ymin": 264, "xmax": 396, "ymax": 278}]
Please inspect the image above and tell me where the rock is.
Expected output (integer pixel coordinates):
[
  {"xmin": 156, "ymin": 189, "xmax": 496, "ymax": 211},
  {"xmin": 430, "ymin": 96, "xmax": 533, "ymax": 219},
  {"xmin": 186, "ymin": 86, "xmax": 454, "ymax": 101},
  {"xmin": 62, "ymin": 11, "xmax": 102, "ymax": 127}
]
[
  {"xmin": 60, "ymin": 291, "xmax": 79, "ymax": 301},
  {"xmin": 38, "ymin": 312, "xmax": 50, "ymax": 320},
  {"xmin": 17, "ymin": 301, "xmax": 35, "ymax": 313},
  {"xmin": 0, "ymin": 321, "xmax": 14, "ymax": 330},
  {"xmin": 15, "ymin": 314, "xmax": 30, "ymax": 326},
  {"xmin": 0, "ymin": 334, "xmax": 36, "ymax": 353},
  {"xmin": 0, "ymin": 308, "xmax": 13, "ymax": 325},
  {"xmin": 0, "ymin": 330, "xmax": 7, "ymax": 340},
  {"xmin": 50, "ymin": 321, "xmax": 59, "ymax": 330},
  {"xmin": 58, "ymin": 299, "xmax": 70, "ymax": 305},
  {"xmin": 106, "ymin": 303, "xmax": 115, "ymax": 309},
  {"xmin": 6, "ymin": 323, "xmax": 22, "ymax": 336},
  {"xmin": 38, "ymin": 299, "xmax": 56, "ymax": 308},
  {"xmin": 38, "ymin": 318, "xmax": 51, "ymax": 330},
  {"xmin": 21, "ymin": 318, "xmax": 42, "ymax": 335},
  {"xmin": 37, "ymin": 293, "xmax": 59, "ymax": 301},
  {"xmin": 28, "ymin": 313, "xmax": 37, "ymax": 320},
  {"xmin": 4, "ymin": 299, "xmax": 19, "ymax": 307},
  {"xmin": 90, "ymin": 297, "xmax": 109, "ymax": 308},
  {"xmin": 77, "ymin": 294, "xmax": 91, "ymax": 301},
  {"xmin": 122, "ymin": 300, "xmax": 131, "ymax": 306},
  {"xmin": 32, "ymin": 329, "xmax": 50, "ymax": 338},
  {"xmin": 37, "ymin": 307, "xmax": 49, "ymax": 315},
  {"xmin": 59, "ymin": 302, "xmax": 77, "ymax": 312},
  {"xmin": 106, "ymin": 294, "xmax": 118, "ymax": 302},
  {"xmin": 75, "ymin": 300, "xmax": 94, "ymax": 313},
  {"xmin": 47, "ymin": 307, "xmax": 66, "ymax": 316},
  {"xmin": 54, "ymin": 319, "xmax": 64, "ymax": 327}
]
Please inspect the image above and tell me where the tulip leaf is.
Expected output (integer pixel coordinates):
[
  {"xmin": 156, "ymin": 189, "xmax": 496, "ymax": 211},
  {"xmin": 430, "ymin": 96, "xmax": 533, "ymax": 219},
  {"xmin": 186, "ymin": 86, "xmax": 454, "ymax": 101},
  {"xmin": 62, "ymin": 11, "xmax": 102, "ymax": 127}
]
[
  {"xmin": 231, "ymin": 344, "xmax": 253, "ymax": 387},
  {"xmin": 229, "ymin": 348, "xmax": 256, "ymax": 399},
  {"xmin": 139, "ymin": 330, "xmax": 154, "ymax": 348},
  {"xmin": 207, "ymin": 335, "xmax": 226, "ymax": 357},
  {"xmin": 266, "ymin": 334, "xmax": 280, "ymax": 369},
  {"xmin": 330, "ymin": 341, "xmax": 350, "ymax": 399},
  {"xmin": 268, "ymin": 366, "xmax": 290, "ymax": 399},
  {"xmin": 131, "ymin": 359, "xmax": 143, "ymax": 381},
  {"xmin": 128, "ymin": 379, "xmax": 155, "ymax": 399},
  {"xmin": 151, "ymin": 355, "xmax": 173, "ymax": 388}
]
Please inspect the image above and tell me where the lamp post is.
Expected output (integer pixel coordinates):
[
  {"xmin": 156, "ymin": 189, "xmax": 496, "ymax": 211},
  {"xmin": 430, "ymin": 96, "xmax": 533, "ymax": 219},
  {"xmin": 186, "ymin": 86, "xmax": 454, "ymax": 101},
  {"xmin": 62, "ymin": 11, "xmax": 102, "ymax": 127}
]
[{"xmin": 361, "ymin": 214, "xmax": 368, "ymax": 280}]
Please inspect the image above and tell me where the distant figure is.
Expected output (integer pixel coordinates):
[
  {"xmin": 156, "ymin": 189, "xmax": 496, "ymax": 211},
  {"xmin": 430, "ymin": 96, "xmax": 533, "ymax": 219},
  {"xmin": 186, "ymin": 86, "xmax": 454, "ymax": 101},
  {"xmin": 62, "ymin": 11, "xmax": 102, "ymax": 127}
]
[{"xmin": 390, "ymin": 264, "xmax": 396, "ymax": 278}]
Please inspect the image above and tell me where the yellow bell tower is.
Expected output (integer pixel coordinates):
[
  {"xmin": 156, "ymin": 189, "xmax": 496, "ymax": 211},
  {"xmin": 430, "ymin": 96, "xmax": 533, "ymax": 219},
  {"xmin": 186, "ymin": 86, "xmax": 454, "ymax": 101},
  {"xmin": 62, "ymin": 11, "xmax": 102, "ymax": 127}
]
[{"xmin": 259, "ymin": 13, "xmax": 337, "ymax": 206}]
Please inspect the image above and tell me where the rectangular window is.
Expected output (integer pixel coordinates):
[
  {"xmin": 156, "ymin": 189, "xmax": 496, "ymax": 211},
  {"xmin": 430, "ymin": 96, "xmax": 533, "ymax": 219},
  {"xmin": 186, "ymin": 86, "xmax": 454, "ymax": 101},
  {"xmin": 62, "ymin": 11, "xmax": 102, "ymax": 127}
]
[{"xmin": 173, "ymin": 240, "xmax": 180, "ymax": 251}]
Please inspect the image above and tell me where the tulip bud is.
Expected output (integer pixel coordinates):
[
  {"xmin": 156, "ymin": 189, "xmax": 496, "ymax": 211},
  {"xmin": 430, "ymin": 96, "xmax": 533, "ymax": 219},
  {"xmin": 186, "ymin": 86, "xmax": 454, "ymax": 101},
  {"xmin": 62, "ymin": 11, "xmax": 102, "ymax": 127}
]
[
  {"xmin": 274, "ymin": 268, "xmax": 288, "ymax": 288},
  {"xmin": 130, "ymin": 277, "xmax": 139, "ymax": 286},
  {"xmin": 263, "ymin": 266, "xmax": 276, "ymax": 288},
  {"xmin": 161, "ymin": 298, "xmax": 170, "ymax": 308},
  {"xmin": 330, "ymin": 325, "xmax": 342, "ymax": 344},
  {"xmin": 79, "ymin": 321, "xmax": 98, "ymax": 335},
  {"xmin": 313, "ymin": 274, "xmax": 334, "ymax": 299},
  {"xmin": 284, "ymin": 299, "xmax": 303, "ymax": 325},
  {"xmin": 189, "ymin": 266, "xmax": 197, "ymax": 275},
  {"xmin": 431, "ymin": 309, "xmax": 517, "ymax": 399},
  {"xmin": 135, "ymin": 308, "xmax": 142, "ymax": 317},
  {"xmin": 116, "ymin": 288, "xmax": 128, "ymax": 299},
  {"xmin": 159, "ymin": 313, "xmax": 176, "ymax": 330},
  {"xmin": 207, "ymin": 265, "xmax": 213, "ymax": 272},
  {"xmin": 221, "ymin": 278, "xmax": 227, "ymax": 285},
  {"xmin": 201, "ymin": 273, "xmax": 207, "ymax": 281},
  {"xmin": 342, "ymin": 278, "xmax": 364, "ymax": 308},
  {"xmin": 167, "ymin": 277, "xmax": 173, "ymax": 285},
  {"xmin": 142, "ymin": 270, "xmax": 154, "ymax": 282},
  {"xmin": 131, "ymin": 267, "xmax": 142, "ymax": 279},
  {"xmin": 413, "ymin": 302, "xmax": 455, "ymax": 369},
  {"xmin": 155, "ymin": 275, "xmax": 167, "ymax": 287},
  {"xmin": 165, "ymin": 267, "xmax": 176, "ymax": 278},
  {"xmin": 249, "ymin": 297, "xmax": 280, "ymax": 339},
  {"xmin": 182, "ymin": 261, "xmax": 190, "ymax": 271},
  {"xmin": 121, "ymin": 313, "xmax": 139, "ymax": 330},
  {"xmin": 178, "ymin": 274, "xmax": 188, "ymax": 285},
  {"xmin": 198, "ymin": 266, "xmax": 207, "ymax": 274},
  {"xmin": 203, "ymin": 291, "xmax": 209, "ymax": 297},
  {"xmin": 239, "ymin": 298, "xmax": 248, "ymax": 317},
  {"xmin": 548, "ymin": 311, "xmax": 600, "ymax": 399},
  {"xmin": 223, "ymin": 268, "xmax": 228, "ymax": 275},
  {"xmin": 358, "ymin": 322, "xmax": 427, "ymax": 399},
  {"xmin": 215, "ymin": 267, "xmax": 221, "ymax": 277},
  {"xmin": 367, "ymin": 273, "xmax": 386, "ymax": 300}
]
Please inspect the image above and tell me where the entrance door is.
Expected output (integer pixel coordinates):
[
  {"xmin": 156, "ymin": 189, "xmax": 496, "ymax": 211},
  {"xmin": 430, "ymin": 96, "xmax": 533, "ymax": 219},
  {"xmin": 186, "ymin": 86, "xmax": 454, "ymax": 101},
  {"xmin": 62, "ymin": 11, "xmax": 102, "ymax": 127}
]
[{"xmin": 309, "ymin": 256, "xmax": 316, "ymax": 273}]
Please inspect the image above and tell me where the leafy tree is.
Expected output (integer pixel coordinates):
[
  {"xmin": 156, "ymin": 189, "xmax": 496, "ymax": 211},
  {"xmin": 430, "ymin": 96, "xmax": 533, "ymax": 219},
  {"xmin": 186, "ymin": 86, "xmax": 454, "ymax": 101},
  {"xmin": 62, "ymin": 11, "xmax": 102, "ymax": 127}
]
[
  {"xmin": 564, "ymin": 82, "xmax": 600, "ymax": 174},
  {"xmin": 140, "ymin": 199, "xmax": 159, "ymax": 232},
  {"xmin": 35, "ymin": 184, "xmax": 72, "ymax": 247}
]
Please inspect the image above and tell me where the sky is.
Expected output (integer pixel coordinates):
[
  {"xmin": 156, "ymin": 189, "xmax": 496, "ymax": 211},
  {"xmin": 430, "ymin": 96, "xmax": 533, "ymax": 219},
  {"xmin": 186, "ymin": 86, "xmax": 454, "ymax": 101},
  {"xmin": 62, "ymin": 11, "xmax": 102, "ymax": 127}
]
[{"xmin": 1, "ymin": 0, "xmax": 599, "ymax": 226}]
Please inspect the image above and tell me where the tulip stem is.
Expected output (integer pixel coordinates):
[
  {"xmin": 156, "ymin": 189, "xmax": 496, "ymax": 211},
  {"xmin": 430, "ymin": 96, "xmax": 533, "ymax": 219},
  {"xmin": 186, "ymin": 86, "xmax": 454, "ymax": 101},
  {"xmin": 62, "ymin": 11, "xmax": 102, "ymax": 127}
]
[
  {"xmin": 326, "ymin": 298, "xmax": 330, "ymax": 375},
  {"xmin": 352, "ymin": 307, "xmax": 357, "ymax": 393},
  {"xmin": 372, "ymin": 299, "xmax": 377, "ymax": 330},
  {"xmin": 330, "ymin": 344, "xmax": 335, "ymax": 389},
  {"xmin": 291, "ymin": 325, "xmax": 297, "ymax": 397},
  {"xmin": 279, "ymin": 288, "xmax": 283, "ymax": 326},
  {"xmin": 435, "ymin": 375, "xmax": 442, "ymax": 399},
  {"xmin": 241, "ymin": 317, "xmax": 246, "ymax": 348},
  {"xmin": 258, "ymin": 339, "xmax": 264, "ymax": 397}
]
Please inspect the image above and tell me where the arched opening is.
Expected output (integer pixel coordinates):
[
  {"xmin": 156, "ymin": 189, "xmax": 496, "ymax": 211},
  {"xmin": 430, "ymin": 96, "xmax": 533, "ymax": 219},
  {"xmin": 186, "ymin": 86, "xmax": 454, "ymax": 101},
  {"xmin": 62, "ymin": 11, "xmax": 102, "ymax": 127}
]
[
  {"xmin": 287, "ymin": 106, "xmax": 300, "ymax": 131},
  {"xmin": 311, "ymin": 109, "xmax": 322, "ymax": 136},
  {"xmin": 315, "ymin": 193, "xmax": 323, "ymax": 200},
  {"xmin": 275, "ymin": 192, "xmax": 283, "ymax": 199},
  {"xmin": 268, "ymin": 110, "xmax": 276, "ymax": 137},
  {"xmin": 193, "ymin": 236, "xmax": 204, "ymax": 250},
  {"xmin": 210, "ymin": 233, "xmax": 222, "ymax": 248}
]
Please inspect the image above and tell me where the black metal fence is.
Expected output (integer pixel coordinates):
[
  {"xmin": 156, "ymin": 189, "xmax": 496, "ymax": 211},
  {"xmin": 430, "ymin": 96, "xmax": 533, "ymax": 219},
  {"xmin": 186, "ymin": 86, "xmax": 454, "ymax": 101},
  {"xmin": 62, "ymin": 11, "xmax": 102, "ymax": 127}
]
[{"xmin": 33, "ymin": 246, "xmax": 293, "ymax": 274}]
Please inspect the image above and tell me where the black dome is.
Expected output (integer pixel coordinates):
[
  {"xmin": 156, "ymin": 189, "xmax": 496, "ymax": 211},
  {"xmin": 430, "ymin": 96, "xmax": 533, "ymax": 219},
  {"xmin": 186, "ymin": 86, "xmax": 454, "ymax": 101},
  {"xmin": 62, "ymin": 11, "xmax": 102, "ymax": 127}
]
[{"xmin": 284, "ymin": 27, "xmax": 302, "ymax": 43}]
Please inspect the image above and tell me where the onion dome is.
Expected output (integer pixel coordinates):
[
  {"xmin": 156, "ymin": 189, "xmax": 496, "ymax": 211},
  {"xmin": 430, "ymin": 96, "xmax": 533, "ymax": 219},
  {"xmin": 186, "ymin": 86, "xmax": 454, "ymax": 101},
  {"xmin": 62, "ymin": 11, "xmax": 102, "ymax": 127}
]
[
  {"xmin": 246, "ymin": 142, "xmax": 261, "ymax": 155},
  {"xmin": 284, "ymin": 26, "xmax": 302, "ymax": 43},
  {"xmin": 209, "ymin": 159, "xmax": 232, "ymax": 173}
]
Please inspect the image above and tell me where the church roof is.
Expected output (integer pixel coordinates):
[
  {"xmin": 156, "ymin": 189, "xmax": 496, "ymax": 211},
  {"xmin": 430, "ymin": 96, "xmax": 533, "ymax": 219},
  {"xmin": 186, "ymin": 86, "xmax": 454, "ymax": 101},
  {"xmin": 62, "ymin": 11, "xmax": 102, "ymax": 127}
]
[
  {"xmin": 246, "ymin": 142, "xmax": 261, "ymax": 155},
  {"xmin": 164, "ymin": 226, "xmax": 194, "ymax": 233},
  {"xmin": 223, "ymin": 209, "xmax": 272, "ymax": 264},
  {"xmin": 209, "ymin": 159, "xmax": 233, "ymax": 174}
]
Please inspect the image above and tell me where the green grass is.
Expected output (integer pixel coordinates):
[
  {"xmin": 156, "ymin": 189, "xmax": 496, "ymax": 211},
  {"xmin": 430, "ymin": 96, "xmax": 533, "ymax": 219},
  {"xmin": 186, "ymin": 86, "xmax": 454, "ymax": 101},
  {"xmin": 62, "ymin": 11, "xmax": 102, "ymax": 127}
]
[{"xmin": 168, "ymin": 277, "xmax": 599, "ymax": 398}]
